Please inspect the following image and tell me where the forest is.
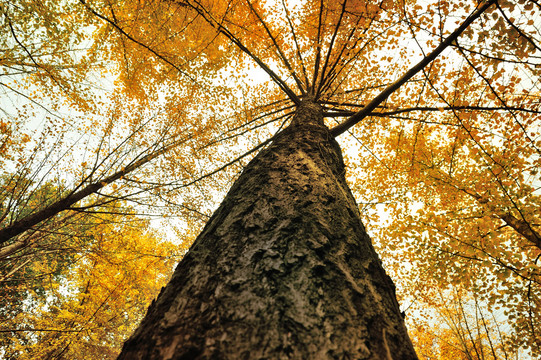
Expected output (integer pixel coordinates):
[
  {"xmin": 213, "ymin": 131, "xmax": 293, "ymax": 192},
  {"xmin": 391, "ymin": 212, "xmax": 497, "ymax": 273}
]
[{"xmin": 0, "ymin": 0, "xmax": 540, "ymax": 358}]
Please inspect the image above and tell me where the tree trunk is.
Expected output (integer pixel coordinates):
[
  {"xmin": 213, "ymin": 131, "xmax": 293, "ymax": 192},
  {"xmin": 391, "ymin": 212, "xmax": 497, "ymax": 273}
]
[{"xmin": 118, "ymin": 101, "xmax": 418, "ymax": 359}]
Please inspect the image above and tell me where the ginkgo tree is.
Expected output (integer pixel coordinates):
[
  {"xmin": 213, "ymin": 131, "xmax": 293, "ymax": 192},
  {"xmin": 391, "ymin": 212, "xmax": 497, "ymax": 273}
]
[
  {"xmin": 1, "ymin": 201, "xmax": 185, "ymax": 359},
  {"xmin": 68, "ymin": 0, "xmax": 538, "ymax": 358},
  {"xmin": 2, "ymin": 0, "xmax": 540, "ymax": 358},
  {"xmin": 409, "ymin": 286, "xmax": 522, "ymax": 359}
]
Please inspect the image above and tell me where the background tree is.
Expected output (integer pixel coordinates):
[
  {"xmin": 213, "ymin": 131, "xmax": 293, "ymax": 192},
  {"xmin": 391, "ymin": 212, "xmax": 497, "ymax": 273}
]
[
  {"xmin": 0, "ymin": 0, "xmax": 213, "ymax": 356},
  {"xmin": 409, "ymin": 284, "xmax": 527, "ymax": 359},
  {"xmin": 0, "ymin": 201, "xmax": 184, "ymax": 359}
]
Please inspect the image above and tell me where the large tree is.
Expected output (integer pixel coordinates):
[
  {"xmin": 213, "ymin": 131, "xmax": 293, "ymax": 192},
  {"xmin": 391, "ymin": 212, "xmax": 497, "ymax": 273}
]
[
  {"xmin": 96, "ymin": 0, "xmax": 537, "ymax": 357},
  {"xmin": 2, "ymin": 0, "xmax": 540, "ymax": 357}
]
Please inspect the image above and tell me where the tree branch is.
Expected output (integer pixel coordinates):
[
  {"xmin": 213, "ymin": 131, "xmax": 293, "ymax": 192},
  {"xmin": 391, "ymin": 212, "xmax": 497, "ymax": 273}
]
[
  {"xmin": 330, "ymin": 0, "xmax": 497, "ymax": 137},
  {"xmin": 0, "ymin": 137, "xmax": 190, "ymax": 244}
]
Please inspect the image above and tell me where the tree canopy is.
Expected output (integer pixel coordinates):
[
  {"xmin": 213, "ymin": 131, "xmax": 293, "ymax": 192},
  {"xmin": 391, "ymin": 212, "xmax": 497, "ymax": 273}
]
[{"xmin": 1, "ymin": 0, "xmax": 540, "ymax": 358}]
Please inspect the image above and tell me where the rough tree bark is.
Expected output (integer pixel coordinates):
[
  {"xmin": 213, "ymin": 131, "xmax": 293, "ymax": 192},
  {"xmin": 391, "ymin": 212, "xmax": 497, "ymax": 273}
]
[{"xmin": 118, "ymin": 100, "xmax": 418, "ymax": 359}]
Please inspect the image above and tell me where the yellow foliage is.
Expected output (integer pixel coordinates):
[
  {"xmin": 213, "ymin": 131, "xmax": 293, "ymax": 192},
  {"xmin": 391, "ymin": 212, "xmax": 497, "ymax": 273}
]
[{"xmin": 1, "ymin": 207, "xmax": 185, "ymax": 359}]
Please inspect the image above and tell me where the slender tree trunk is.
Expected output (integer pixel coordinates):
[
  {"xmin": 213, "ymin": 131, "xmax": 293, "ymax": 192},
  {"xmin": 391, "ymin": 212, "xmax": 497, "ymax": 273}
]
[{"xmin": 118, "ymin": 101, "xmax": 418, "ymax": 359}]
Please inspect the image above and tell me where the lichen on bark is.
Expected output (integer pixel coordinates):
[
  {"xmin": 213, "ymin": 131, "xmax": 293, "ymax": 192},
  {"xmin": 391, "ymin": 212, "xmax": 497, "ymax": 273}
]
[{"xmin": 118, "ymin": 100, "xmax": 418, "ymax": 359}]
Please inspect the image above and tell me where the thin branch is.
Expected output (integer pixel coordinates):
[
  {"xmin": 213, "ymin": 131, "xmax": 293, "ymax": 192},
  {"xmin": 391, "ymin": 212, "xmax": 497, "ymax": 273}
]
[
  {"xmin": 244, "ymin": 0, "xmax": 305, "ymax": 94},
  {"xmin": 311, "ymin": 0, "xmax": 325, "ymax": 95},
  {"xmin": 323, "ymin": 104, "xmax": 541, "ymax": 118},
  {"xmin": 281, "ymin": 0, "xmax": 310, "ymax": 89},
  {"xmin": 315, "ymin": 0, "xmax": 348, "ymax": 99}
]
